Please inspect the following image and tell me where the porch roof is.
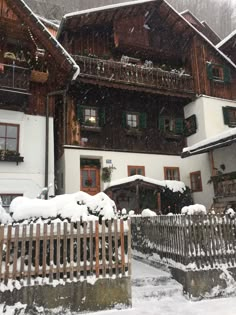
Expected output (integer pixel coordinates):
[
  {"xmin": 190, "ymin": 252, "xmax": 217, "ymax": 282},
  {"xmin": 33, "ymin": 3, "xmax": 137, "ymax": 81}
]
[
  {"xmin": 104, "ymin": 175, "xmax": 186, "ymax": 193},
  {"xmin": 182, "ymin": 128, "xmax": 236, "ymax": 158}
]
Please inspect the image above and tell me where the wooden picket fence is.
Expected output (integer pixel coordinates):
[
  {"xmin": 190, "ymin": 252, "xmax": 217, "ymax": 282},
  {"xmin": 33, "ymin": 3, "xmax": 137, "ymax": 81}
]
[
  {"xmin": 0, "ymin": 219, "xmax": 131, "ymax": 285},
  {"xmin": 132, "ymin": 215, "xmax": 236, "ymax": 269}
]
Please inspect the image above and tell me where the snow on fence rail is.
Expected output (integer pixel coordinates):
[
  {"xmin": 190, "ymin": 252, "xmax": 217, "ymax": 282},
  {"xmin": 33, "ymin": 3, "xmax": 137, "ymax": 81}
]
[
  {"xmin": 0, "ymin": 219, "xmax": 131, "ymax": 286},
  {"xmin": 132, "ymin": 215, "xmax": 236, "ymax": 269}
]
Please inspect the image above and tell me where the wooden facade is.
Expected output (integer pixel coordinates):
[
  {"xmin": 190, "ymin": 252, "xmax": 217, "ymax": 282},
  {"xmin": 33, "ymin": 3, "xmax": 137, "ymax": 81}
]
[
  {"xmin": 0, "ymin": 0, "xmax": 74, "ymax": 117},
  {"xmin": 57, "ymin": 0, "xmax": 236, "ymax": 158}
]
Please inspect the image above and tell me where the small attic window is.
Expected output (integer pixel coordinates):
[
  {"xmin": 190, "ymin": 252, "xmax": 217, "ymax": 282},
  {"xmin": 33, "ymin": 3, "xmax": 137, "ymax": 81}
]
[{"xmin": 206, "ymin": 63, "xmax": 231, "ymax": 83}]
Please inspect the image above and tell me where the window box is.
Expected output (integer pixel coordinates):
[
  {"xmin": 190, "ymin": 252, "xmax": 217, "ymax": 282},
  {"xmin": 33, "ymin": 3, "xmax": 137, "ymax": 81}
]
[
  {"xmin": 0, "ymin": 150, "xmax": 24, "ymax": 164},
  {"xmin": 30, "ymin": 70, "xmax": 48, "ymax": 83}
]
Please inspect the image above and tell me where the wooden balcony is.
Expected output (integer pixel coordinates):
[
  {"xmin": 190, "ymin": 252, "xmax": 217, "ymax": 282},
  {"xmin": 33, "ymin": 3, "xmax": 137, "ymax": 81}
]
[
  {"xmin": 73, "ymin": 55, "xmax": 195, "ymax": 97},
  {"xmin": 0, "ymin": 63, "xmax": 30, "ymax": 93},
  {"xmin": 212, "ymin": 173, "xmax": 236, "ymax": 199}
]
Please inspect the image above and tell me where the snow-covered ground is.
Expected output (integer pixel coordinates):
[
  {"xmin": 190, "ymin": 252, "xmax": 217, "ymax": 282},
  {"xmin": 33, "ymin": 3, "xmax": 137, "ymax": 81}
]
[
  {"xmin": 81, "ymin": 259, "xmax": 236, "ymax": 315},
  {"xmin": 1, "ymin": 259, "xmax": 236, "ymax": 314}
]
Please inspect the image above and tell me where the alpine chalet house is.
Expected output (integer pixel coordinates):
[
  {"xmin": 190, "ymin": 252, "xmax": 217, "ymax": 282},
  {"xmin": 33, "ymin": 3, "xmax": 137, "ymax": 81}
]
[
  {"xmin": 56, "ymin": 0, "xmax": 236, "ymax": 210},
  {"xmin": 0, "ymin": 0, "xmax": 78, "ymax": 208},
  {"xmin": 182, "ymin": 29, "xmax": 236, "ymax": 213}
]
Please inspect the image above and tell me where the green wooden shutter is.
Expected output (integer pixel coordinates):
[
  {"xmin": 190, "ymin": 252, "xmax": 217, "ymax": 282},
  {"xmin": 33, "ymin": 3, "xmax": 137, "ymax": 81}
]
[
  {"xmin": 99, "ymin": 107, "xmax": 106, "ymax": 127},
  {"xmin": 159, "ymin": 117, "xmax": 165, "ymax": 131},
  {"xmin": 222, "ymin": 107, "xmax": 230, "ymax": 125},
  {"xmin": 122, "ymin": 112, "xmax": 127, "ymax": 128},
  {"xmin": 223, "ymin": 65, "xmax": 231, "ymax": 84},
  {"xmin": 139, "ymin": 113, "xmax": 147, "ymax": 129},
  {"xmin": 77, "ymin": 103, "xmax": 84, "ymax": 123},
  {"xmin": 175, "ymin": 118, "xmax": 184, "ymax": 134},
  {"xmin": 206, "ymin": 63, "xmax": 213, "ymax": 80}
]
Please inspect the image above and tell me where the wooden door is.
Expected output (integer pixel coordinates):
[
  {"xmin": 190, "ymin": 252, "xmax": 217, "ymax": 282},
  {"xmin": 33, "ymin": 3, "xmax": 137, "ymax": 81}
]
[{"xmin": 80, "ymin": 166, "xmax": 100, "ymax": 195}]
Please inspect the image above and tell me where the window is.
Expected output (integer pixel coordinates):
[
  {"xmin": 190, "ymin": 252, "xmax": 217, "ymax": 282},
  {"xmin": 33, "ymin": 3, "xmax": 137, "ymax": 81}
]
[
  {"xmin": 83, "ymin": 107, "xmax": 98, "ymax": 126},
  {"xmin": 184, "ymin": 115, "xmax": 197, "ymax": 137},
  {"xmin": 206, "ymin": 63, "xmax": 231, "ymax": 83},
  {"xmin": 77, "ymin": 105, "xmax": 105, "ymax": 128},
  {"xmin": 0, "ymin": 194, "xmax": 22, "ymax": 211},
  {"xmin": 222, "ymin": 106, "xmax": 236, "ymax": 127},
  {"xmin": 159, "ymin": 117, "xmax": 184, "ymax": 134},
  {"xmin": 127, "ymin": 113, "xmax": 139, "ymax": 128},
  {"xmin": 164, "ymin": 167, "xmax": 180, "ymax": 180},
  {"xmin": 0, "ymin": 123, "xmax": 19, "ymax": 152},
  {"xmin": 122, "ymin": 112, "xmax": 147, "ymax": 129},
  {"xmin": 190, "ymin": 171, "xmax": 202, "ymax": 192},
  {"xmin": 128, "ymin": 165, "xmax": 145, "ymax": 176}
]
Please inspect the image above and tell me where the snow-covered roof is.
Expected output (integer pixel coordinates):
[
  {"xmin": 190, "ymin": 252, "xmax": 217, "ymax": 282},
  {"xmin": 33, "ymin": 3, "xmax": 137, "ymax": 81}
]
[
  {"xmin": 216, "ymin": 29, "xmax": 236, "ymax": 49},
  {"xmin": 19, "ymin": 0, "xmax": 80, "ymax": 80},
  {"xmin": 182, "ymin": 128, "xmax": 236, "ymax": 158},
  {"xmin": 57, "ymin": 0, "xmax": 236, "ymax": 71},
  {"xmin": 105, "ymin": 175, "xmax": 186, "ymax": 193},
  {"xmin": 36, "ymin": 15, "xmax": 60, "ymax": 29},
  {"xmin": 64, "ymin": 0, "xmax": 154, "ymax": 19}
]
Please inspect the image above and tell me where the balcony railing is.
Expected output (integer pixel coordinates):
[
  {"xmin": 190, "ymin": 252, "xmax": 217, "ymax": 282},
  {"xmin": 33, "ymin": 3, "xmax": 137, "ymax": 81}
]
[
  {"xmin": 73, "ymin": 55, "xmax": 194, "ymax": 94},
  {"xmin": 212, "ymin": 173, "xmax": 236, "ymax": 198},
  {"xmin": 0, "ymin": 63, "xmax": 30, "ymax": 92}
]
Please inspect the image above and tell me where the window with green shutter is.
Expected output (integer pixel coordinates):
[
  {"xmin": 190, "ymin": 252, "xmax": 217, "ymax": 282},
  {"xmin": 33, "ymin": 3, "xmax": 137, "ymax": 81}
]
[
  {"xmin": 206, "ymin": 62, "xmax": 231, "ymax": 83},
  {"xmin": 122, "ymin": 112, "xmax": 147, "ymax": 129},
  {"xmin": 159, "ymin": 116, "xmax": 184, "ymax": 135}
]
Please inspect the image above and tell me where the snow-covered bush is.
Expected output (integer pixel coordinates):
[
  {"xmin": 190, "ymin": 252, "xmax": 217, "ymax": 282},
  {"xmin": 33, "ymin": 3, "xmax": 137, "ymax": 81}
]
[
  {"xmin": 181, "ymin": 204, "xmax": 207, "ymax": 216},
  {"xmin": 9, "ymin": 191, "xmax": 117, "ymax": 224},
  {"xmin": 141, "ymin": 208, "xmax": 157, "ymax": 217},
  {"xmin": 0, "ymin": 204, "xmax": 12, "ymax": 225},
  {"xmin": 225, "ymin": 208, "xmax": 235, "ymax": 219}
]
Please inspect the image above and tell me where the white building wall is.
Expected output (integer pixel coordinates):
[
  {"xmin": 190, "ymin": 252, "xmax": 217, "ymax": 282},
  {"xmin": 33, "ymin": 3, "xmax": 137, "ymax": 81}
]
[
  {"xmin": 184, "ymin": 95, "xmax": 236, "ymax": 147},
  {"xmin": 62, "ymin": 147, "xmax": 214, "ymax": 209},
  {"xmin": 213, "ymin": 142, "xmax": 236, "ymax": 174},
  {"xmin": 0, "ymin": 110, "xmax": 55, "ymax": 198}
]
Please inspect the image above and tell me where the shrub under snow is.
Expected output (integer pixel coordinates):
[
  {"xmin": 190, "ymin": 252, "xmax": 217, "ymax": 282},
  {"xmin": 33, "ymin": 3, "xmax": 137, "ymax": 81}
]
[
  {"xmin": 181, "ymin": 204, "xmax": 207, "ymax": 216},
  {"xmin": 9, "ymin": 192, "xmax": 117, "ymax": 223},
  {"xmin": 141, "ymin": 208, "xmax": 157, "ymax": 217}
]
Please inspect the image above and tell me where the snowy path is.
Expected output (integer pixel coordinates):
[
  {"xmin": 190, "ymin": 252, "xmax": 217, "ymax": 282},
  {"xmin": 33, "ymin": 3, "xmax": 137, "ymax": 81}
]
[{"xmin": 85, "ymin": 259, "xmax": 236, "ymax": 315}]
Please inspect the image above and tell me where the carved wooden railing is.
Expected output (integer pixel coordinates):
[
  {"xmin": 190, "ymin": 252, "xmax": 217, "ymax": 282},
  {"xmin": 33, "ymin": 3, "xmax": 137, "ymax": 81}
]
[
  {"xmin": 0, "ymin": 63, "xmax": 30, "ymax": 92},
  {"xmin": 213, "ymin": 176, "xmax": 236, "ymax": 198},
  {"xmin": 73, "ymin": 55, "xmax": 194, "ymax": 94}
]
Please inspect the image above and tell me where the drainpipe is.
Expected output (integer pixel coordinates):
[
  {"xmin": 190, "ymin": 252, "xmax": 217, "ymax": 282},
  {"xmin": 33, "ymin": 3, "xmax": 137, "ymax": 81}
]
[{"xmin": 45, "ymin": 88, "xmax": 68, "ymax": 199}]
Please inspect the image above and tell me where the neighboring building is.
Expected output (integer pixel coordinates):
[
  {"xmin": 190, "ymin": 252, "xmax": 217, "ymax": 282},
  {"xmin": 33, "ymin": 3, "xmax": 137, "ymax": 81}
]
[
  {"xmin": 0, "ymin": 0, "xmax": 78, "ymax": 208},
  {"xmin": 181, "ymin": 10, "xmax": 221, "ymax": 45},
  {"xmin": 55, "ymin": 0, "xmax": 236, "ymax": 210},
  {"xmin": 216, "ymin": 30, "xmax": 236, "ymax": 64}
]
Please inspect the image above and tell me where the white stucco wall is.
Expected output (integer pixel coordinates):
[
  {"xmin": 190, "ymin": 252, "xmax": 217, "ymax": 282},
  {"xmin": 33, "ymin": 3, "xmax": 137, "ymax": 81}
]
[
  {"xmin": 184, "ymin": 95, "xmax": 236, "ymax": 147},
  {"xmin": 213, "ymin": 142, "xmax": 236, "ymax": 174},
  {"xmin": 62, "ymin": 147, "xmax": 214, "ymax": 209},
  {"xmin": 0, "ymin": 110, "xmax": 55, "ymax": 198}
]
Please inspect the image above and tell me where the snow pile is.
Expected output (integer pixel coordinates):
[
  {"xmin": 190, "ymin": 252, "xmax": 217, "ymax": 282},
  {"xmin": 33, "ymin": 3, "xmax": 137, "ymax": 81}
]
[
  {"xmin": 0, "ymin": 199, "xmax": 12, "ymax": 225},
  {"xmin": 141, "ymin": 209, "xmax": 157, "ymax": 217},
  {"xmin": 9, "ymin": 192, "xmax": 117, "ymax": 223},
  {"xmin": 225, "ymin": 208, "xmax": 235, "ymax": 219},
  {"xmin": 181, "ymin": 204, "xmax": 207, "ymax": 215}
]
